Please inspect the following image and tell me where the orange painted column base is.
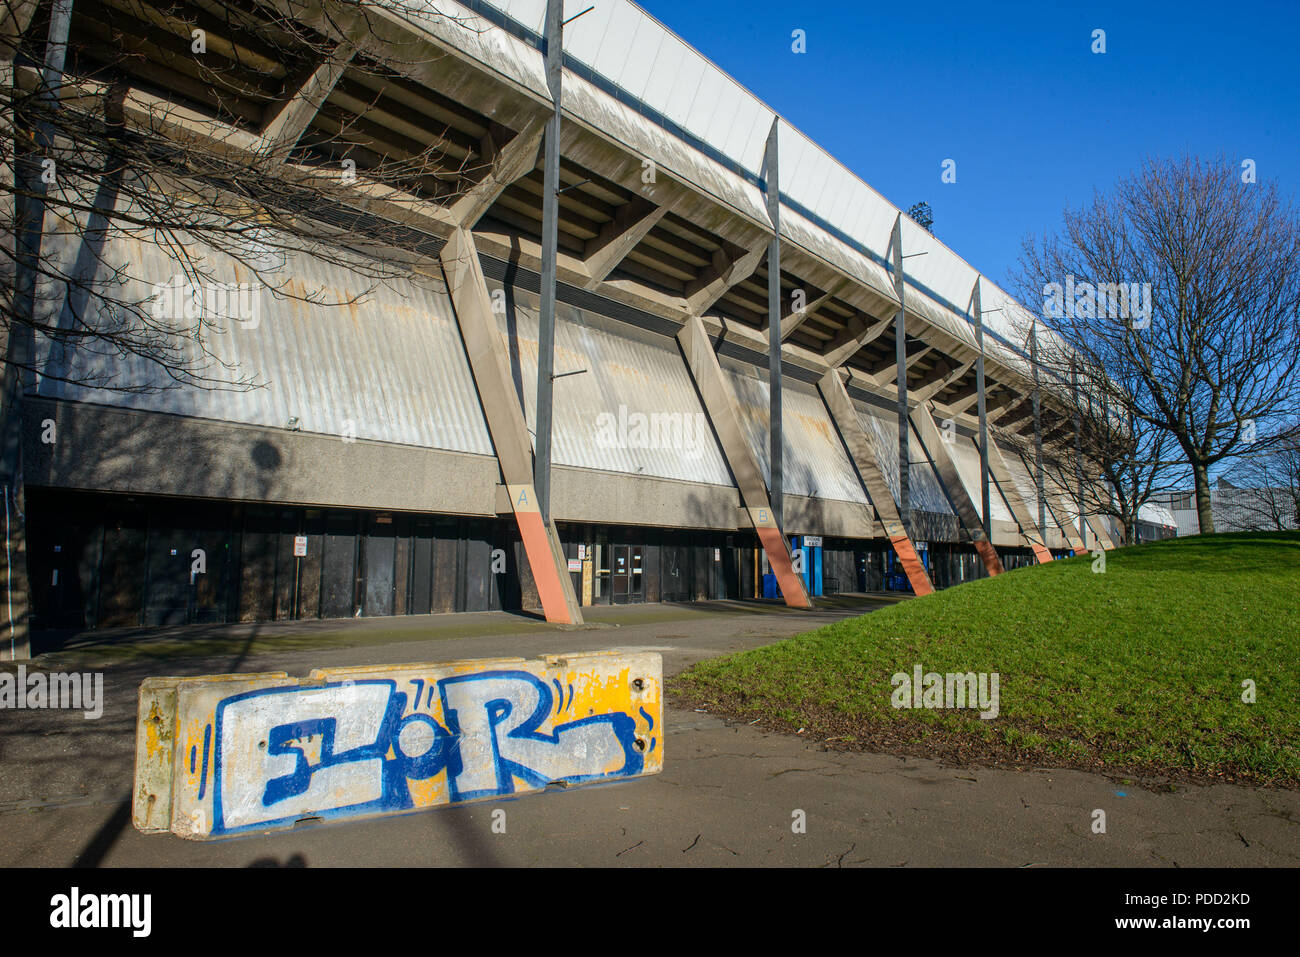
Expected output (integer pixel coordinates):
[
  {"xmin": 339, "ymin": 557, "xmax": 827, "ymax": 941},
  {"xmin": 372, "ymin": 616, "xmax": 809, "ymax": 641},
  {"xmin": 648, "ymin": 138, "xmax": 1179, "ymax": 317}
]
[
  {"xmin": 973, "ymin": 539, "xmax": 1004, "ymax": 576},
  {"xmin": 1029, "ymin": 542, "xmax": 1053, "ymax": 564},
  {"xmin": 508, "ymin": 484, "xmax": 576, "ymax": 625},
  {"xmin": 754, "ymin": 524, "xmax": 812, "ymax": 609},
  {"xmin": 889, "ymin": 535, "xmax": 934, "ymax": 596}
]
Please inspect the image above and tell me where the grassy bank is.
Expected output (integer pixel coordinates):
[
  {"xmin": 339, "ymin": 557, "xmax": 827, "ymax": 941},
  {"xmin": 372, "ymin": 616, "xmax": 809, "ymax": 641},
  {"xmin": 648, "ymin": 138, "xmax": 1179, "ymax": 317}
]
[{"xmin": 671, "ymin": 532, "xmax": 1300, "ymax": 786}]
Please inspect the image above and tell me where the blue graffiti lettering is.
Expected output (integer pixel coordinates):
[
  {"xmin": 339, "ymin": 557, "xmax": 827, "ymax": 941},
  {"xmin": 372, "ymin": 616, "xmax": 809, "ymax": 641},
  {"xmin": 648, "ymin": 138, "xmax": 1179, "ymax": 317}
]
[{"xmin": 210, "ymin": 671, "xmax": 643, "ymax": 835}]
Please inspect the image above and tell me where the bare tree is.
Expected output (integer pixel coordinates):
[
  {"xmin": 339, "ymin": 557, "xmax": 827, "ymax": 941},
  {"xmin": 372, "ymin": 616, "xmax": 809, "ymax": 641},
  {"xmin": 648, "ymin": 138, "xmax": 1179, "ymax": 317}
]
[{"xmin": 1015, "ymin": 154, "xmax": 1300, "ymax": 534}]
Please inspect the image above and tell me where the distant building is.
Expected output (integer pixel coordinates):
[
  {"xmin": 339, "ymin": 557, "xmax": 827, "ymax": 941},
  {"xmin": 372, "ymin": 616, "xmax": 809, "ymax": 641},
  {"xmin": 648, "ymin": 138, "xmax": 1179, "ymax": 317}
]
[
  {"xmin": 1135, "ymin": 502, "xmax": 1178, "ymax": 542},
  {"xmin": 1150, "ymin": 481, "xmax": 1299, "ymax": 535}
]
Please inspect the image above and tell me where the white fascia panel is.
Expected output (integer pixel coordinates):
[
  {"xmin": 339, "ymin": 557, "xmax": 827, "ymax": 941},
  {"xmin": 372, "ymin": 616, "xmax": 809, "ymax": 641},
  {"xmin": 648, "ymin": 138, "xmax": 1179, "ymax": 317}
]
[
  {"xmin": 495, "ymin": 0, "xmax": 547, "ymax": 32},
  {"xmin": 660, "ymin": 46, "xmax": 709, "ymax": 130},
  {"xmin": 617, "ymin": 16, "xmax": 666, "ymax": 99},
  {"xmin": 561, "ymin": 0, "xmax": 618, "ymax": 64},
  {"xmin": 588, "ymin": 2, "xmax": 644, "ymax": 85}
]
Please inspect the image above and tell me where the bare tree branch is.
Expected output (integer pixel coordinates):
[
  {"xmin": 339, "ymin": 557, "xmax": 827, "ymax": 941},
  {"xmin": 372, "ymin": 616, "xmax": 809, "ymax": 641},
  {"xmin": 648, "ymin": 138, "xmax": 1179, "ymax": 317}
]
[{"xmin": 3, "ymin": 0, "xmax": 494, "ymax": 395}]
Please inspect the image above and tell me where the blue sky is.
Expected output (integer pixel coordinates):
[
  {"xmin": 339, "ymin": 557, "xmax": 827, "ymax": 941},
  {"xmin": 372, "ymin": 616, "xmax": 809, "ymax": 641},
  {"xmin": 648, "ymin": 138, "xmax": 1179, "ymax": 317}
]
[{"xmin": 637, "ymin": 0, "xmax": 1300, "ymax": 291}]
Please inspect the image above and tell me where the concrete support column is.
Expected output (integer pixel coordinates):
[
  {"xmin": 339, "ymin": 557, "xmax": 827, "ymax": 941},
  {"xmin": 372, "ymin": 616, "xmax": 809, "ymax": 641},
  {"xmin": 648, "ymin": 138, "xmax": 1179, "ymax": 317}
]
[
  {"xmin": 972, "ymin": 280, "xmax": 991, "ymax": 540},
  {"xmin": 1090, "ymin": 391, "xmax": 1118, "ymax": 550},
  {"xmin": 449, "ymin": 118, "xmax": 545, "ymax": 229},
  {"xmin": 1030, "ymin": 320, "xmax": 1046, "ymax": 539},
  {"xmin": 439, "ymin": 228, "xmax": 582, "ymax": 624},
  {"xmin": 534, "ymin": 0, "xmax": 563, "ymax": 524},
  {"xmin": 1070, "ymin": 362, "xmax": 1087, "ymax": 546},
  {"xmin": 1083, "ymin": 512, "xmax": 1116, "ymax": 551},
  {"xmin": 890, "ymin": 215, "xmax": 910, "ymax": 532},
  {"xmin": 582, "ymin": 196, "xmax": 669, "ymax": 286},
  {"xmin": 763, "ymin": 118, "xmax": 782, "ymax": 529},
  {"xmin": 1038, "ymin": 433, "xmax": 1090, "ymax": 553},
  {"xmin": 1042, "ymin": 467, "xmax": 1087, "ymax": 553},
  {"xmin": 678, "ymin": 315, "xmax": 810, "ymax": 608},
  {"xmin": 910, "ymin": 403, "xmax": 1004, "ymax": 577},
  {"xmin": 258, "ymin": 11, "xmax": 369, "ymax": 155},
  {"xmin": 818, "ymin": 370, "xmax": 934, "ymax": 596},
  {"xmin": 985, "ymin": 441, "xmax": 1053, "ymax": 564}
]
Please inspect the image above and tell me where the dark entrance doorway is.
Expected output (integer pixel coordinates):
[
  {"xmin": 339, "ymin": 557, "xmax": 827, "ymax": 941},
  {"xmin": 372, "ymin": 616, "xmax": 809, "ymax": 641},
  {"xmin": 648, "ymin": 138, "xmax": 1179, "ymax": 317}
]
[
  {"xmin": 659, "ymin": 540, "xmax": 691, "ymax": 602},
  {"xmin": 609, "ymin": 544, "xmax": 644, "ymax": 603}
]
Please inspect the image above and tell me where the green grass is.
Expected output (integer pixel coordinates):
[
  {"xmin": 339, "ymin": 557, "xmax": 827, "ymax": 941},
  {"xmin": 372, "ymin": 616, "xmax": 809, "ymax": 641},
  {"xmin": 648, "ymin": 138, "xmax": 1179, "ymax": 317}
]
[{"xmin": 671, "ymin": 532, "xmax": 1300, "ymax": 787}]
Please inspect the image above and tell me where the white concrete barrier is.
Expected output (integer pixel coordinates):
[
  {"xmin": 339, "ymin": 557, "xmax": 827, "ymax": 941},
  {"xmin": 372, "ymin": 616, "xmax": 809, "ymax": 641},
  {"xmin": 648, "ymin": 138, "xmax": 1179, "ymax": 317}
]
[{"xmin": 133, "ymin": 651, "xmax": 663, "ymax": 839}]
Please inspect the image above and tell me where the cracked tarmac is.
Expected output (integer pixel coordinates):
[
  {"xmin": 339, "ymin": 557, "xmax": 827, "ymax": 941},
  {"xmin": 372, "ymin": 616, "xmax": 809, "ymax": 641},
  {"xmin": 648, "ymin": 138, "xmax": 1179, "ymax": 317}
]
[{"xmin": 1, "ymin": 599, "xmax": 1297, "ymax": 867}]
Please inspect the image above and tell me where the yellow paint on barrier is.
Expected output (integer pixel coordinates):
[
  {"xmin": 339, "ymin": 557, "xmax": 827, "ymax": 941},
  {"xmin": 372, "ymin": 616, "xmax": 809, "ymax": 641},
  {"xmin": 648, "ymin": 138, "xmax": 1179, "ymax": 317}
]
[{"xmin": 132, "ymin": 652, "xmax": 662, "ymax": 840}]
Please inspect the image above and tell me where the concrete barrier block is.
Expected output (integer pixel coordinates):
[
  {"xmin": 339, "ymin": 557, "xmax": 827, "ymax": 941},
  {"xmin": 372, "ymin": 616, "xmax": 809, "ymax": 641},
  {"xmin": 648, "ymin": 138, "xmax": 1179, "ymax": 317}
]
[
  {"xmin": 133, "ymin": 678, "xmax": 179, "ymax": 833},
  {"xmin": 132, "ymin": 672, "xmax": 291, "ymax": 834},
  {"xmin": 132, "ymin": 651, "xmax": 662, "ymax": 840}
]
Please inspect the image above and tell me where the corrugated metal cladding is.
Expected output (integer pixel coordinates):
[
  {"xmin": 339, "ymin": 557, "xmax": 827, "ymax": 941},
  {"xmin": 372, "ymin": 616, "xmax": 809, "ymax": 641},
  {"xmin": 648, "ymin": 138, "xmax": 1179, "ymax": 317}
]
[
  {"xmin": 486, "ymin": 278, "xmax": 735, "ymax": 486},
  {"xmin": 719, "ymin": 357, "xmax": 869, "ymax": 505},
  {"xmin": 1044, "ymin": 471, "xmax": 1082, "ymax": 528},
  {"xmin": 999, "ymin": 442, "xmax": 1046, "ymax": 521},
  {"xmin": 946, "ymin": 435, "xmax": 1015, "ymax": 523},
  {"xmin": 29, "ymin": 215, "xmax": 494, "ymax": 457},
  {"xmin": 850, "ymin": 398, "xmax": 954, "ymax": 515}
]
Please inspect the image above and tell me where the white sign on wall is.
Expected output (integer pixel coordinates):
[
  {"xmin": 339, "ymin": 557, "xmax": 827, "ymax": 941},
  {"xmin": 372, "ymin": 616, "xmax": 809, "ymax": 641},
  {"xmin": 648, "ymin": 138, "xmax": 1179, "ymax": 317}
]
[{"xmin": 293, "ymin": 535, "xmax": 308, "ymax": 557}]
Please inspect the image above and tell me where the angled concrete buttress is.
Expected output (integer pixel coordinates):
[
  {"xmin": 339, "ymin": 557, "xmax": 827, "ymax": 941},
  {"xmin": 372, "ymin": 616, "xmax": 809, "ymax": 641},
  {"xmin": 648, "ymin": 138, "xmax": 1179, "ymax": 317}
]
[
  {"xmin": 1005, "ymin": 442, "xmax": 1072, "ymax": 551},
  {"xmin": 1076, "ymin": 506, "xmax": 1115, "ymax": 551},
  {"xmin": 817, "ymin": 370, "xmax": 934, "ymax": 596},
  {"xmin": 439, "ymin": 227, "xmax": 583, "ymax": 624},
  {"xmin": 677, "ymin": 314, "xmax": 811, "ymax": 608},
  {"xmin": 1085, "ymin": 513, "xmax": 1116, "ymax": 550},
  {"xmin": 1040, "ymin": 468, "xmax": 1087, "ymax": 554},
  {"xmin": 1057, "ymin": 445, "xmax": 1117, "ymax": 551},
  {"xmin": 986, "ymin": 441, "xmax": 1054, "ymax": 564},
  {"xmin": 910, "ymin": 403, "xmax": 1005, "ymax": 576}
]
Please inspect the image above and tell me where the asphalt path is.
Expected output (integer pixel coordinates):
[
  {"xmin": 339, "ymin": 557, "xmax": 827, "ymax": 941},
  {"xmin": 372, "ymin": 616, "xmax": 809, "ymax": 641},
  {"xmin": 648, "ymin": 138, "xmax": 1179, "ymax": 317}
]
[{"xmin": 1, "ymin": 599, "xmax": 1295, "ymax": 867}]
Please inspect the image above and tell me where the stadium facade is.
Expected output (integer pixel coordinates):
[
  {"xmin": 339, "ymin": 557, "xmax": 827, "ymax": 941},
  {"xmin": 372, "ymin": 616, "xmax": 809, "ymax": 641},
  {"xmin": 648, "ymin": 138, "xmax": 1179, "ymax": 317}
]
[{"xmin": 1, "ymin": 0, "xmax": 1119, "ymax": 655}]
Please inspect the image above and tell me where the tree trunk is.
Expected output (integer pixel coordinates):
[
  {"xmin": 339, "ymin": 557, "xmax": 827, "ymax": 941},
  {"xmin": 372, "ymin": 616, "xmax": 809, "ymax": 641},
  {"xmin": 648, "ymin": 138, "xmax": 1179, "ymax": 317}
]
[{"xmin": 1192, "ymin": 461, "xmax": 1215, "ymax": 534}]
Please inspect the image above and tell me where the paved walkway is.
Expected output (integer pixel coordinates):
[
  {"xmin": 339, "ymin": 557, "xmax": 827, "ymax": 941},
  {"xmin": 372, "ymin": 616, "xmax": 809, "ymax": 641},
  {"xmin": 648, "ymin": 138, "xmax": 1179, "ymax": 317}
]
[{"xmin": 2, "ymin": 598, "xmax": 1297, "ymax": 866}]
